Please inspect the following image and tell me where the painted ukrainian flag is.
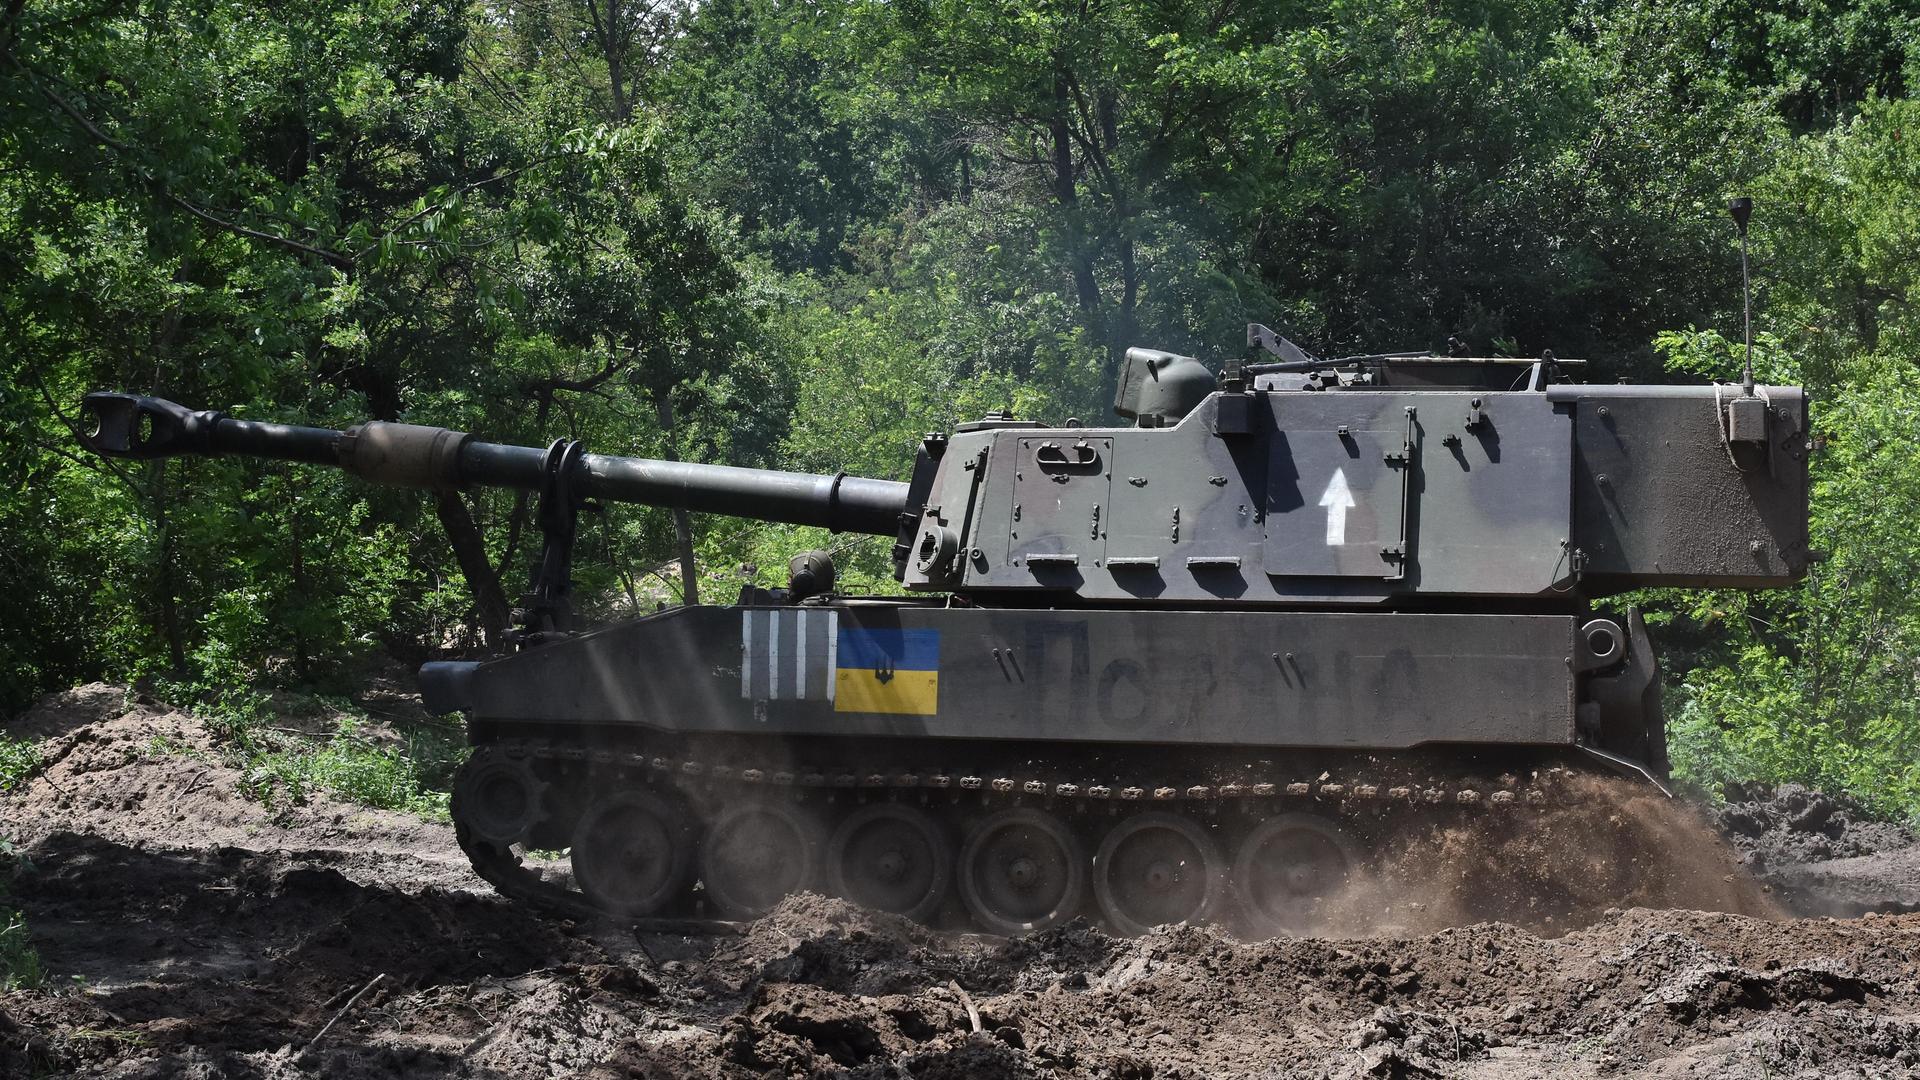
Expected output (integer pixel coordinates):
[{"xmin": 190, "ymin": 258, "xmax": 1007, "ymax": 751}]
[{"xmin": 834, "ymin": 627, "xmax": 940, "ymax": 716}]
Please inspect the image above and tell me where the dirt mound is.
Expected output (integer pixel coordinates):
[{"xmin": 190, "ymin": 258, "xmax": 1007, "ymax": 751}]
[
  {"xmin": 1718, "ymin": 783, "xmax": 1915, "ymax": 868},
  {"xmin": 6, "ymin": 683, "xmax": 135, "ymax": 740},
  {"xmin": 4, "ymin": 684, "xmax": 1919, "ymax": 1076},
  {"xmin": 0, "ymin": 683, "xmax": 470, "ymax": 892},
  {"xmin": 0, "ymin": 834, "xmax": 621, "ymax": 1078},
  {"xmin": 1715, "ymin": 782, "xmax": 1920, "ymax": 917},
  {"xmin": 11, "ymin": 824, "xmax": 1915, "ymax": 1078},
  {"xmin": 690, "ymin": 898, "xmax": 1920, "ymax": 1078}
]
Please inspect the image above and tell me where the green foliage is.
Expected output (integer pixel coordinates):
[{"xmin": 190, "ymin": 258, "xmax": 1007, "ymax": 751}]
[
  {"xmin": 140, "ymin": 672, "xmax": 464, "ymax": 819},
  {"xmin": 1659, "ymin": 340, "xmax": 1920, "ymax": 820},
  {"xmin": 1648, "ymin": 100, "xmax": 1920, "ymax": 819},
  {"xmin": 1749, "ymin": 96, "xmax": 1920, "ymax": 388},
  {"xmin": 0, "ymin": 909, "xmax": 45, "ymax": 992},
  {"xmin": 0, "ymin": 844, "xmax": 44, "ymax": 992},
  {"xmin": 238, "ymin": 721, "xmax": 467, "ymax": 821},
  {"xmin": 0, "ymin": 738, "xmax": 42, "ymax": 794},
  {"xmin": 1, "ymin": 0, "xmax": 762, "ymax": 709},
  {"xmin": 1, "ymin": 0, "xmax": 1916, "ymax": 821}
]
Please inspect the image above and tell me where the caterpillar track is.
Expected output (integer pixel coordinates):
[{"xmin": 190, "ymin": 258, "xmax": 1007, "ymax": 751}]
[{"xmin": 451, "ymin": 739, "xmax": 1643, "ymax": 937}]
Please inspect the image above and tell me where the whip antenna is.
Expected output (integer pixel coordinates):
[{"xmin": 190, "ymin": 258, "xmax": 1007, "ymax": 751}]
[{"xmin": 1727, "ymin": 196, "xmax": 1754, "ymax": 395}]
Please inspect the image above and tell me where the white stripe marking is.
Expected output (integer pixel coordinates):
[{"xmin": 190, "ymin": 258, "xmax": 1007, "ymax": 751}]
[
  {"xmin": 769, "ymin": 608, "xmax": 780, "ymax": 700},
  {"xmin": 741, "ymin": 610, "xmax": 756, "ymax": 698},
  {"xmin": 825, "ymin": 612, "xmax": 838, "ymax": 702},
  {"xmin": 796, "ymin": 610, "xmax": 808, "ymax": 698}
]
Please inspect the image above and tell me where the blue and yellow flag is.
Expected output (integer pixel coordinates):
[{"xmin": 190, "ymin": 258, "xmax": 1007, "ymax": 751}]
[{"xmin": 834, "ymin": 628, "xmax": 939, "ymax": 715}]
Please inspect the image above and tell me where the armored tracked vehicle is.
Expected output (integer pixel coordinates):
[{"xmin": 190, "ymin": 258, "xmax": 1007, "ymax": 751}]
[{"xmin": 80, "ymin": 326, "xmax": 1810, "ymax": 935}]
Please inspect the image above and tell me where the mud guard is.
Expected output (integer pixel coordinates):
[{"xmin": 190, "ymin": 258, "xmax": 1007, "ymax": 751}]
[{"xmin": 419, "ymin": 660, "xmax": 480, "ymax": 715}]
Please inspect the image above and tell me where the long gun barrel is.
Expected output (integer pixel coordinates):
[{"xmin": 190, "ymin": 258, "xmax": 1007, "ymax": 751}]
[{"xmin": 78, "ymin": 393, "xmax": 911, "ymax": 536}]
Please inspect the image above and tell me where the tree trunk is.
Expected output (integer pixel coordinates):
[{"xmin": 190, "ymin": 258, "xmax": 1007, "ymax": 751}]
[
  {"xmin": 1052, "ymin": 63, "xmax": 1103, "ymax": 328},
  {"xmin": 1850, "ymin": 268, "xmax": 1879, "ymax": 353},
  {"xmin": 287, "ymin": 472, "xmax": 310, "ymax": 681},
  {"xmin": 586, "ymin": 0, "xmax": 633, "ymax": 123},
  {"xmin": 435, "ymin": 490, "xmax": 512, "ymax": 652},
  {"xmin": 497, "ymin": 387, "xmax": 551, "ymax": 585},
  {"xmin": 1050, "ymin": 70, "xmax": 1077, "ymax": 207},
  {"xmin": 606, "ymin": 33, "xmax": 629, "ymax": 121},
  {"xmin": 152, "ymin": 461, "xmax": 187, "ymax": 675},
  {"xmin": 654, "ymin": 390, "xmax": 699, "ymax": 606},
  {"xmin": 1106, "ymin": 234, "xmax": 1140, "ymax": 407}
]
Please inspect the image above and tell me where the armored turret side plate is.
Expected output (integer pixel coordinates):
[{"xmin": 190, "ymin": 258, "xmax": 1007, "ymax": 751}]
[
  {"xmin": 1264, "ymin": 424, "xmax": 1411, "ymax": 578},
  {"xmin": 1556, "ymin": 385, "xmax": 1811, "ymax": 589},
  {"xmin": 1008, "ymin": 436, "xmax": 1112, "ymax": 575},
  {"xmin": 942, "ymin": 391, "xmax": 1576, "ymax": 602}
]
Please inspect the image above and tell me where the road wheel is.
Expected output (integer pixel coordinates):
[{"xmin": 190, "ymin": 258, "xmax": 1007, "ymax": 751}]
[
  {"xmin": 701, "ymin": 801, "xmax": 823, "ymax": 918},
  {"xmin": 825, "ymin": 803, "xmax": 952, "ymax": 923},
  {"xmin": 959, "ymin": 808, "xmax": 1087, "ymax": 935},
  {"xmin": 1093, "ymin": 811, "xmax": 1225, "ymax": 936},
  {"xmin": 571, "ymin": 791, "xmax": 693, "ymax": 917},
  {"xmin": 452, "ymin": 748, "xmax": 548, "ymax": 847},
  {"xmin": 1232, "ymin": 813, "xmax": 1359, "ymax": 937}
]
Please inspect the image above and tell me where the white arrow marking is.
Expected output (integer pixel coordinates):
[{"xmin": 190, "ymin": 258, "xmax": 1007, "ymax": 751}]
[{"xmin": 1318, "ymin": 468, "xmax": 1356, "ymax": 545}]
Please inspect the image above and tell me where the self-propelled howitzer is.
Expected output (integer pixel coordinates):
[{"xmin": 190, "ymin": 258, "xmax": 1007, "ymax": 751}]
[{"xmin": 79, "ymin": 329, "xmax": 1810, "ymax": 935}]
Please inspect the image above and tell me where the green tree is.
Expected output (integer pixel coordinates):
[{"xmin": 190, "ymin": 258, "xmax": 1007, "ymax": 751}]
[
  {"xmin": 0, "ymin": 0, "xmax": 760, "ymax": 709},
  {"xmin": 1654, "ymin": 97, "xmax": 1920, "ymax": 817}
]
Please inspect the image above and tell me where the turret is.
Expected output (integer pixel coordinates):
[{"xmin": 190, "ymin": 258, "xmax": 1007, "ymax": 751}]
[{"xmin": 83, "ymin": 327, "xmax": 1814, "ymax": 618}]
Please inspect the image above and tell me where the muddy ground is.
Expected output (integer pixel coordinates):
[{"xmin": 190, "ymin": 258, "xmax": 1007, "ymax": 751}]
[{"xmin": 2, "ymin": 685, "xmax": 1919, "ymax": 1079}]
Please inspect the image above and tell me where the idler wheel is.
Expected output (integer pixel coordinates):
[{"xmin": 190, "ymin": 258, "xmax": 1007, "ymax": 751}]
[
  {"xmin": 571, "ymin": 792, "xmax": 694, "ymax": 917},
  {"xmin": 701, "ymin": 801, "xmax": 823, "ymax": 918},
  {"xmin": 452, "ymin": 749, "xmax": 548, "ymax": 846},
  {"xmin": 826, "ymin": 803, "xmax": 952, "ymax": 922},
  {"xmin": 1093, "ymin": 811, "xmax": 1225, "ymax": 936},
  {"xmin": 959, "ymin": 808, "xmax": 1087, "ymax": 935},
  {"xmin": 1232, "ymin": 813, "xmax": 1359, "ymax": 937}
]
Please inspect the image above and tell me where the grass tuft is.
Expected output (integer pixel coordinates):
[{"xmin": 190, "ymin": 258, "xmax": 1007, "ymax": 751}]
[
  {"xmin": 240, "ymin": 720, "xmax": 466, "ymax": 821},
  {"xmin": 0, "ymin": 842, "xmax": 44, "ymax": 991},
  {"xmin": 148, "ymin": 678, "xmax": 467, "ymax": 823},
  {"xmin": 0, "ymin": 736, "xmax": 42, "ymax": 793},
  {"xmin": 0, "ymin": 909, "xmax": 44, "ymax": 991}
]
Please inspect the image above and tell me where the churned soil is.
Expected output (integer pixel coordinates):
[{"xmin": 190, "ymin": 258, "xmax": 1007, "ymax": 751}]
[
  {"xmin": 2, "ymin": 685, "xmax": 1918, "ymax": 1079},
  {"xmin": 1715, "ymin": 782, "xmax": 1920, "ymax": 918}
]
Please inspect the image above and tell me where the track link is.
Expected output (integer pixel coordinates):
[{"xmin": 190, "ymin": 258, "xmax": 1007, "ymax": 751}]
[{"xmin": 453, "ymin": 739, "xmax": 1611, "ymax": 934}]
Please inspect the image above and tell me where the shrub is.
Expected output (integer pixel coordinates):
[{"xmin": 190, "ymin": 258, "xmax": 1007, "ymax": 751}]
[
  {"xmin": 0, "ymin": 737, "xmax": 41, "ymax": 793},
  {"xmin": 1658, "ymin": 336, "xmax": 1920, "ymax": 822}
]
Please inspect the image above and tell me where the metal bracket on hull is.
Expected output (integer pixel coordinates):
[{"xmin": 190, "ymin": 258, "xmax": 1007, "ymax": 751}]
[
  {"xmin": 511, "ymin": 438, "xmax": 588, "ymax": 645},
  {"xmin": 1577, "ymin": 745, "xmax": 1674, "ymax": 798}
]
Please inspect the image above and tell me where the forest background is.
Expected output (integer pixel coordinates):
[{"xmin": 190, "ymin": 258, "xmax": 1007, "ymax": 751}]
[{"xmin": 3, "ymin": 0, "xmax": 1918, "ymax": 820}]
